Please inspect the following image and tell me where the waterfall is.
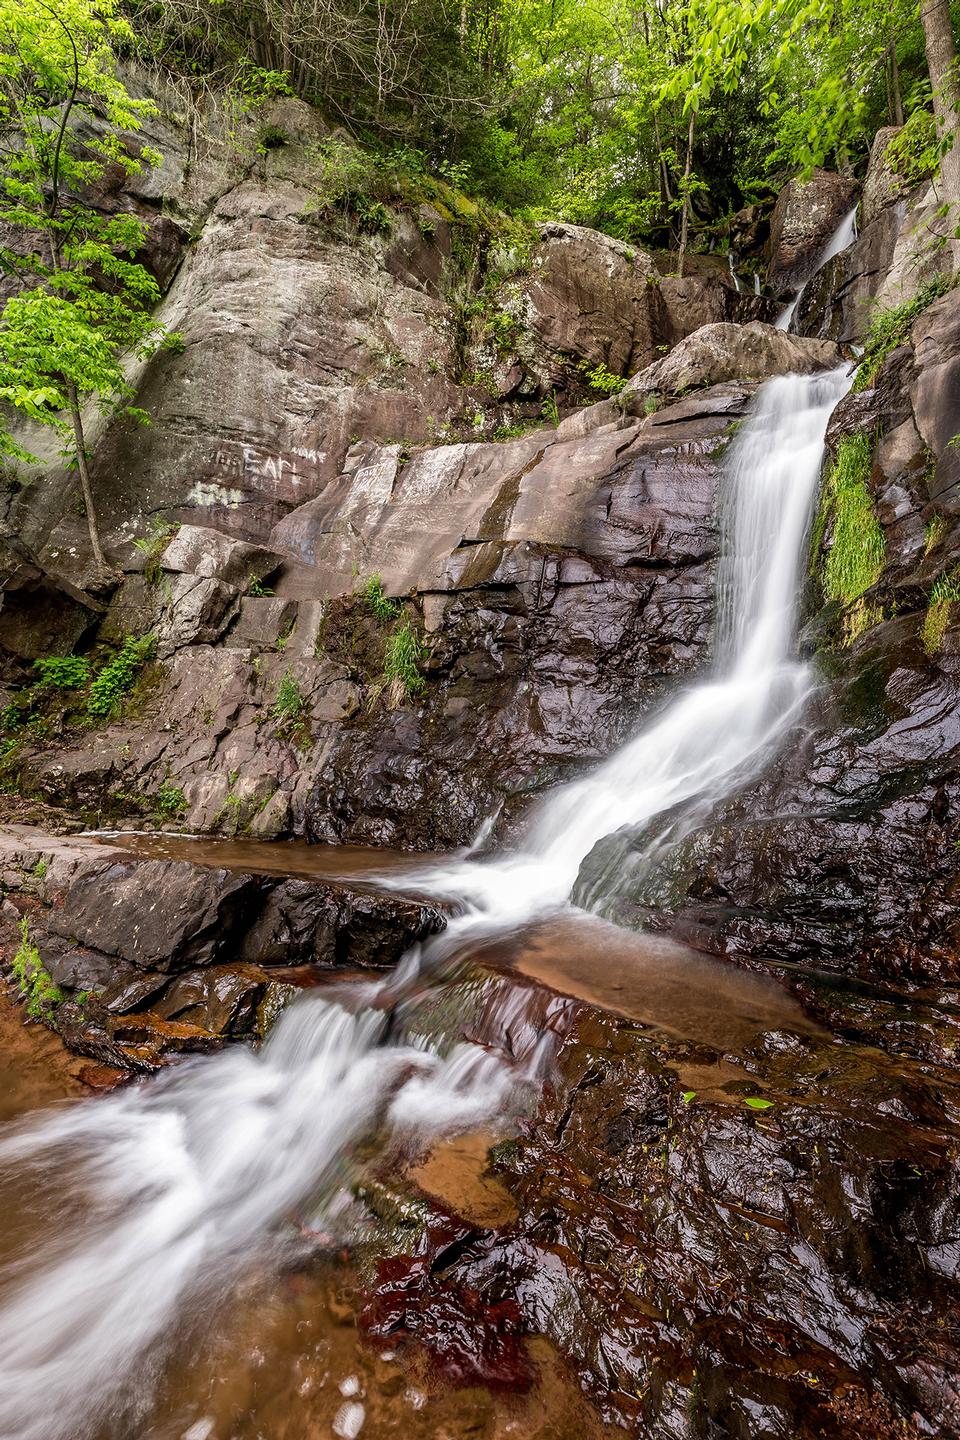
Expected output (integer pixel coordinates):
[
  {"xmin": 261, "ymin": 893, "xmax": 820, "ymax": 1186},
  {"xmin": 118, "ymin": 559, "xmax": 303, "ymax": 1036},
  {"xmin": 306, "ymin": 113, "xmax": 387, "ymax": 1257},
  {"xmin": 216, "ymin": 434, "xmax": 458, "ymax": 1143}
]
[
  {"xmin": 775, "ymin": 204, "xmax": 858, "ymax": 332},
  {"xmin": 0, "ymin": 363, "xmax": 852, "ymax": 1439},
  {"xmin": 418, "ymin": 364, "xmax": 853, "ymax": 922}
]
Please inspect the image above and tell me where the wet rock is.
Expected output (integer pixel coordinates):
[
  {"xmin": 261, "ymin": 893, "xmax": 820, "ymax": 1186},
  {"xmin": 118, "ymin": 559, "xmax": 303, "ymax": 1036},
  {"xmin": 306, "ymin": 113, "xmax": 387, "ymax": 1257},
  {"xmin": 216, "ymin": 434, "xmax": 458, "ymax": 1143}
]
[
  {"xmin": 238, "ymin": 877, "xmax": 444, "ymax": 969},
  {"xmin": 46, "ymin": 858, "xmax": 261, "ymax": 972},
  {"xmin": 623, "ymin": 322, "xmax": 843, "ymax": 404},
  {"xmin": 355, "ymin": 971, "xmax": 960, "ymax": 1439},
  {"xmin": 0, "ymin": 827, "xmax": 445, "ymax": 1066},
  {"xmin": 766, "ymin": 169, "xmax": 859, "ymax": 296}
]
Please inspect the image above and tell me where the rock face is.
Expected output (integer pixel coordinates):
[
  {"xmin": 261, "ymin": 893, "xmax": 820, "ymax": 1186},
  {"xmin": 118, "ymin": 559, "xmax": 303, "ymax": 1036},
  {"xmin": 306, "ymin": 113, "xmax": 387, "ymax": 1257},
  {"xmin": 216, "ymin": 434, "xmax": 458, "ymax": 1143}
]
[
  {"xmin": 794, "ymin": 137, "xmax": 952, "ymax": 344},
  {"xmin": 7, "ymin": 384, "xmax": 747, "ymax": 848},
  {"xmin": 766, "ymin": 169, "xmax": 859, "ymax": 296},
  {"xmin": 624, "ymin": 321, "xmax": 843, "ymax": 402},
  {"xmin": 576, "ymin": 286, "xmax": 960, "ymax": 1008}
]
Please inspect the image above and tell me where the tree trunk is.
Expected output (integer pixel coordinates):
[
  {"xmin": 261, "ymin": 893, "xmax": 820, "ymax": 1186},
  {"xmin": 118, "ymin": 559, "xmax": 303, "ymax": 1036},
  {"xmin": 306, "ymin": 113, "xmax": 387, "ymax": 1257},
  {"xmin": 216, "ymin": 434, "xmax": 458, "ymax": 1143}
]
[
  {"xmin": 920, "ymin": 0, "xmax": 960, "ymax": 261},
  {"xmin": 66, "ymin": 381, "xmax": 106, "ymax": 571},
  {"xmin": 677, "ymin": 111, "xmax": 695, "ymax": 278},
  {"xmin": 890, "ymin": 34, "xmax": 904, "ymax": 127}
]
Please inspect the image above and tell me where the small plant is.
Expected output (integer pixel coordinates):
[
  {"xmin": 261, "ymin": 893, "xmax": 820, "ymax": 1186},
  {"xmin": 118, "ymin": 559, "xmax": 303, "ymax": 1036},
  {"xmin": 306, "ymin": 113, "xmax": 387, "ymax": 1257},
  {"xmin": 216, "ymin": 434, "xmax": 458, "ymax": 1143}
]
[
  {"xmin": 155, "ymin": 781, "xmax": 187, "ymax": 818},
  {"xmin": 925, "ymin": 513, "xmax": 947, "ymax": 555},
  {"xmin": 353, "ymin": 195, "xmax": 392, "ymax": 234},
  {"xmin": 643, "ymin": 393, "xmax": 659, "ymax": 416},
  {"xmin": 32, "ymin": 858, "xmax": 47, "ymax": 879},
  {"xmin": 922, "ymin": 569, "xmax": 960, "ymax": 654},
  {"xmin": 540, "ymin": 391, "xmax": 560, "ymax": 427},
  {"xmin": 854, "ymin": 274, "xmax": 956, "ymax": 392},
  {"xmin": 271, "ymin": 671, "xmax": 309, "ymax": 743},
  {"xmin": 582, "ymin": 361, "xmax": 627, "ymax": 396},
  {"xmin": 87, "ymin": 636, "xmax": 157, "ymax": 720},
  {"xmin": 384, "ymin": 619, "xmax": 426, "ymax": 702},
  {"xmin": 248, "ymin": 576, "xmax": 275, "ymax": 597},
  {"xmin": 11, "ymin": 917, "xmax": 63, "ymax": 1020},
  {"xmin": 361, "ymin": 573, "xmax": 400, "ymax": 624},
  {"xmin": 32, "ymin": 654, "xmax": 91, "ymax": 690},
  {"xmin": 132, "ymin": 519, "xmax": 178, "ymax": 583}
]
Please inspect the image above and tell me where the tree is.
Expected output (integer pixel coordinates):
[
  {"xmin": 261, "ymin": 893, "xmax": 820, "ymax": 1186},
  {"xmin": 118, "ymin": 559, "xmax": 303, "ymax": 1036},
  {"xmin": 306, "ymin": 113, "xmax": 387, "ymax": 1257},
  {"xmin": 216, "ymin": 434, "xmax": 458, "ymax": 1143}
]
[
  {"xmin": 918, "ymin": 0, "xmax": 960, "ymax": 255},
  {"xmin": 0, "ymin": 0, "xmax": 176, "ymax": 570},
  {"xmin": 657, "ymin": 0, "xmax": 772, "ymax": 274}
]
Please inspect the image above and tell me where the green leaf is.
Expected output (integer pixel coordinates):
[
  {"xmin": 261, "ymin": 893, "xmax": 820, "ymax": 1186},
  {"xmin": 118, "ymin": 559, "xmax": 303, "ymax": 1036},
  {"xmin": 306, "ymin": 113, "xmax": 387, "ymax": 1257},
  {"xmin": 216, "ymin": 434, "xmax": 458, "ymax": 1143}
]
[
  {"xmin": 681, "ymin": 1090, "xmax": 697, "ymax": 1104},
  {"xmin": 744, "ymin": 1096, "xmax": 775, "ymax": 1110}
]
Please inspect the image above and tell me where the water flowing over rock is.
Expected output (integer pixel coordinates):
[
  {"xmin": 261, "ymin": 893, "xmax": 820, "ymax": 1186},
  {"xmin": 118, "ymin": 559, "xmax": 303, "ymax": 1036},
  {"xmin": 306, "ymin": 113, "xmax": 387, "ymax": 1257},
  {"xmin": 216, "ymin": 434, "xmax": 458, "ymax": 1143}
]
[{"xmin": 765, "ymin": 169, "xmax": 859, "ymax": 296}]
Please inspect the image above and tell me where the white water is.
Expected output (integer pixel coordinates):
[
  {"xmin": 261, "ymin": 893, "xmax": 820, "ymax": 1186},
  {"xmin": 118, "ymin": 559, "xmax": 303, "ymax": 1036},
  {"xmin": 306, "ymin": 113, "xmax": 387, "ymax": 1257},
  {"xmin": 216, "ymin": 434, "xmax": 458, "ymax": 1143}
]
[
  {"xmin": 0, "ymin": 363, "xmax": 851, "ymax": 1438},
  {"xmin": 775, "ymin": 204, "xmax": 858, "ymax": 332},
  {"xmin": 414, "ymin": 364, "xmax": 853, "ymax": 923}
]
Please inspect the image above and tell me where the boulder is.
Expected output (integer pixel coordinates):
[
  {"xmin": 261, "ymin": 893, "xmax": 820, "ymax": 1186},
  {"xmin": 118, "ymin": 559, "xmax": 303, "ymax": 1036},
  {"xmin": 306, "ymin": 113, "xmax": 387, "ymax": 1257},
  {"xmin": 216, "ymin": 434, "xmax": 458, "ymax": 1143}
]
[
  {"xmin": 623, "ymin": 321, "xmax": 844, "ymax": 403},
  {"xmin": 861, "ymin": 125, "xmax": 914, "ymax": 227},
  {"xmin": 0, "ymin": 828, "xmax": 445, "ymax": 1067},
  {"xmin": 519, "ymin": 222, "xmax": 666, "ymax": 381},
  {"xmin": 159, "ymin": 525, "xmax": 283, "ymax": 587},
  {"xmin": 766, "ymin": 169, "xmax": 859, "ymax": 295},
  {"xmin": 45, "ymin": 858, "xmax": 261, "ymax": 972}
]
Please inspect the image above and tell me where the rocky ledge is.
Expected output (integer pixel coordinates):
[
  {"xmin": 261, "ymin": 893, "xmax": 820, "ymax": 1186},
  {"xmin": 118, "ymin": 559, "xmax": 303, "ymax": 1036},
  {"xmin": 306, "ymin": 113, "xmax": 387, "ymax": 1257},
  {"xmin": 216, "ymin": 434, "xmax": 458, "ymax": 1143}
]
[{"xmin": 0, "ymin": 827, "xmax": 442, "ymax": 1069}]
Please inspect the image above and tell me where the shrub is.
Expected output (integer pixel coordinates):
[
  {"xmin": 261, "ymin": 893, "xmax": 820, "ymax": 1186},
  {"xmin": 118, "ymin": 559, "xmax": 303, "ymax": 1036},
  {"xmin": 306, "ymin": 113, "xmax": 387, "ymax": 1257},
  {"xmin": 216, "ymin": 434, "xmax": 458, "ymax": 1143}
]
[
  {"xmin": 155, "ymin": 781, "xmax": 187, "ymax": 817},
  {"xmin": 582, "ymin": 361, "xmax": 627, "ymax": 396},
  {"xmin": 32, "ymin": 655, "xmax": 90, "ymax": 690},
  {"xmin": 384, "ymin": 619, "xmax": 426, "ymax": 701},
  {"xmin": 11, "ymin": 918, "xmax": 63, "ymax": 1020},
  {"xmin": 854, "ymin": 275, "xmax": 956, "ymax": 392},
  {"xmin": 885, "ymin": 109, "xmax": 940, "ymax": 187},
  {"xmin": 87, "ymin": 636, "xmax": 157, "ymax": 720}
]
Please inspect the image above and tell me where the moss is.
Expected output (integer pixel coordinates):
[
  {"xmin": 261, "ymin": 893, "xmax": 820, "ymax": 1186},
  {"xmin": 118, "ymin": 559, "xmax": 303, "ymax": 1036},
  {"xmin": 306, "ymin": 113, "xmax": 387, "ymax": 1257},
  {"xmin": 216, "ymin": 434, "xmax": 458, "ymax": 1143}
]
[
  {"xmin": 11, "ymin": 917, "xmax": 63, "ymax": 1020},
  {"xmin": 817, "ymin": 433, "xmax": 885, "ymax": 645}
]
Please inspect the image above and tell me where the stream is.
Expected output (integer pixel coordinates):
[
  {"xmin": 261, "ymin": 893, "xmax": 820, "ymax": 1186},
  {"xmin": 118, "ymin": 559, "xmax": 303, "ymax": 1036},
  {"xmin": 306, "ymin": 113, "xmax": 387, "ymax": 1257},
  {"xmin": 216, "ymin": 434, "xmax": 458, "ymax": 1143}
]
[{"xmin": 0, "ymin": 365, "xmax": 853, "ymax": 1438}]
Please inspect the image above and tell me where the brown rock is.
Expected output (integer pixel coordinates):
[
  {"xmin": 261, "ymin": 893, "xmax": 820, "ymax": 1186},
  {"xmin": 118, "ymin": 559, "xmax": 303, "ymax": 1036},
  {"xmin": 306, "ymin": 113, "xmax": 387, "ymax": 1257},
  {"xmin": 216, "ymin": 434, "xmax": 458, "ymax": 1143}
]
[
  {"xmin": 624, "ymin": 321, "xmax": 844, "ymax": 403},
  {"xmin": 766, "ymin": 169, "xmax": 859, "ymax": 295}
]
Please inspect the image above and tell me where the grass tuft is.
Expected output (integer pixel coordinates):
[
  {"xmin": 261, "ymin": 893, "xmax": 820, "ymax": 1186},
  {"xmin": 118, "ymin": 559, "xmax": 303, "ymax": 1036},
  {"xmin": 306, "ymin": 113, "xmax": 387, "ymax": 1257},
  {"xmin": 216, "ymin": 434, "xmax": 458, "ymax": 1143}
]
[
  {"xmin": 817, "ymin": 433, "xmax": 885, "ymax": 645},
  {"xmin": 922, "ymin": 570, "xmax": 960, "ymax": 655},
  {"xmin": 384, "ymin": 619, "xmax": 426, "ymax": 703},
  {"xmin": 853, "ymin": 275, "xmax": 955, "ymax": 392}
]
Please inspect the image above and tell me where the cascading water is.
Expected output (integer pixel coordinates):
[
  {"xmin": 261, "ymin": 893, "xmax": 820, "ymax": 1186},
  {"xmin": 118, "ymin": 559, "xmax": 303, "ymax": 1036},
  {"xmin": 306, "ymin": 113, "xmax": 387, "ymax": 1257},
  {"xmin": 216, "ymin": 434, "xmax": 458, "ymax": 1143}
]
[
  {"xmin": 0, "ymin": 362, "xmax": 852, "ymax": 1439},
  {"xmin": 416, "ymin": 363, "xmax": 854, "ymax": 922}
]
